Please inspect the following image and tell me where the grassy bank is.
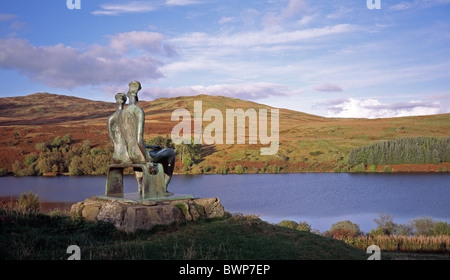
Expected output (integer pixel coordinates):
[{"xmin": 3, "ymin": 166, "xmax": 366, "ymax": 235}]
[{"xmin": 0, "ymin": 208, "xmax": 367, "ymax": 260}]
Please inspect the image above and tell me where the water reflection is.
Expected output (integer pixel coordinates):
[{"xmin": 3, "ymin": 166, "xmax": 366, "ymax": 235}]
[{"xmin": 0, "ymin": 173, "xmax": 449, "ymax": 233}]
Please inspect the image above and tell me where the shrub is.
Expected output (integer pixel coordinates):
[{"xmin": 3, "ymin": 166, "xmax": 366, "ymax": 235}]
[
  {"xmin": 409, "ymin": 216, "xmax": 436, "ymax": 236},
  {"xmin": 351, "ymin": 163, "xmax": 366, "ymax": 173},
  {"xmin": 235, "ymin": 165, "xmax": 245, "ymax": 174},
  {"xmin": 0, "ymin": 168, "xmax": 8, "ymax": 176},
  {"xmin": 16, "ymin": 191, "xmax": 40, "ymax": 215},
  {"xmin": 434, "ymin": 221, "xmax": 450, "ymax": 235},
  {"xmin": 394, "ymin": 224, "xmax": 413, "ymax": 236},
  {"xmin": 278, "ymin": 220, "xmax": 298, "ymax": 229},
  {"xmin": 35, "ymin": 142, "xmax": 48, "ymax": 153},
  {"xmin": 373, "ymin": 213, "xmax": 396, "ymax": 235},
  {"xmin": 221, "ymin": 166, "xmax": 228, "ymax": 174},
  {"xmin": 203, "ymin": 165, "xmax": 214, "ymax": 173},
  {"xmin": 383, "ymin": 166, "xmax": 393, "ymax": 173},
  {"xmin": 327, "ymin": 220, "xmax": 361, "ymax": 239},
  {"xmin": 24, "ymin": 153, "xmax": 38, "ymax": 166},
  {"xmin": 369, "ymin": 227, "xmax": 385, "ymax": 237},
  {"xmin": 50, "ymin": 136, "xmax": 62, "ymax": 148},
  {"xmin": 296, "ymin": 221, "xmax": 312, "ymax": 232}
]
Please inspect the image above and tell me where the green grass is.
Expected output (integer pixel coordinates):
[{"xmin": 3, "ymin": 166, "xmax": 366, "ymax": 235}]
[{"xmin": 0, "ymin": 209, "xmax": 367, "ymax": 260}]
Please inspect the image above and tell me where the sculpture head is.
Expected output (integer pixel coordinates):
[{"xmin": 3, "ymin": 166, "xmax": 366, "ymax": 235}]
[
  {"xmin": 127, "ymin": 81, "xmax": 142, "ymax": 102},
  {"xmin": 115, "ymin": 92, "xmax": 127, "ymax": 107}
]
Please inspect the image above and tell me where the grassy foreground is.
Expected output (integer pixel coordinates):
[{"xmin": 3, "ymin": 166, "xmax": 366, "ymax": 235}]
[{"xmin": 0, "ymin": 208, "xmax": 367, "ymax": 260}]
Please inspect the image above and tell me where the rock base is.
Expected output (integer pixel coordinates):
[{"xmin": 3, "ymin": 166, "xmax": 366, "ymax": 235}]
[{"xmin": 70, "ymin": 196, "xmax": 226, "ymax": 233}]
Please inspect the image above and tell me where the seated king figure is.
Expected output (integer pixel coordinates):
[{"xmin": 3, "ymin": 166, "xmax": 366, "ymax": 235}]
[{"xmin": 111, "ymin": 80, "xmax": 175, "ymax": 195}]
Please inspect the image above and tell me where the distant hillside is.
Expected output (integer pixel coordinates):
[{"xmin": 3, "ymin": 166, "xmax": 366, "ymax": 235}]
[{"xmin": 0, "ymin": 93, "xmax": 449, "ymax": 174}]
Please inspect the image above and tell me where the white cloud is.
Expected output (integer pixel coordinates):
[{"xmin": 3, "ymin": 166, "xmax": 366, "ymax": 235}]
[
  {"xmin": 263, "ymin": 0, "xmax": 307, "ymax": 27},
  {"xmin": 390, "ymin": 2, "xmax": 415, "ymax": 11},
  {"xmin": 0, "ymin": 33, "xmax": 175, "ymax": 88},
  {"xmin": 0, "ymin": 14, "xmax": 17, "ymax": 21},
  {"xmin": 166, "ymin": 0, "xmax": 199, "ymax": 6},
  {"xmin": 218, "ymin": 16, "xmax": 234, "ymax": 25},
  {"xmin": 92, "ymin": 1, "xmax": 158, "ymax": 16},
  {"xmin": 389, "ymin": 0, "xmax": 450, "ymax": 11},
  {"xmin": 109, "ymin": 31, "xmax": 177, "ymax": 56},
  {"xmin": 314, "ymin": 83, "xmax": 343, "ymax": 92},
  {"xmin": 139, "ymin": 82, "xmax": 293, "ymax": 100},
  {"xmin": 326, "ymin": 98, "xmax": 442, "ymax": 119},
  {"xmin": 91, "ymin": 0, "xmax": 201, "ymax": 15},
  {"xmin": 171, "ymin": 24, "xmax": 356, "ymax": 48}
]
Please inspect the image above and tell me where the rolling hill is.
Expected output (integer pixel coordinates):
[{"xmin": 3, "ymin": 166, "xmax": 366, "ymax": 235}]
[{"xmin": 0, "ymin": 92, "xmax": 449, "ymax": 174}]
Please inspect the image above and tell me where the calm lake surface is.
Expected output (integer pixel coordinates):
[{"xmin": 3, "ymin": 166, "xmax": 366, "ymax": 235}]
[{"xmin": 0, "ymin": 173, "xmax": 449, "ymax": 233}]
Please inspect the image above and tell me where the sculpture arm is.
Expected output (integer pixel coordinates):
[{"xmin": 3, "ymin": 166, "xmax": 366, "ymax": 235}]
[
  {"xmin": 136, "ymin": 110, "xmax": 149, "ymax": 161},
  {"xmin": 106, "ymin": 117, "xmax": 115, "ymax": 143}
]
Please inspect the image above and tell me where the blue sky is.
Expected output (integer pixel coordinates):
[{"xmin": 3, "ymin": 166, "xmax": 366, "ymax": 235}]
[{"xmin": 0, "ymin": 0, "xmax": 449, "ymax": 118}]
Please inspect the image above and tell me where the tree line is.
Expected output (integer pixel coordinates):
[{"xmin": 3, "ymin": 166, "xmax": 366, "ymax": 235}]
[
  {"xmin": 347, "ymin": 137, "xmax": 450, "ymax": 167},
  {"xmin": 7, "ymin": 134, "xmax": 203, "ymax": 176}
]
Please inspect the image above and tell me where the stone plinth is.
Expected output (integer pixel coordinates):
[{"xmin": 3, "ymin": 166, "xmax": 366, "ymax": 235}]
[{"xmin": 70, "ymin": 196, "xmax": 226, "ymax": 233}]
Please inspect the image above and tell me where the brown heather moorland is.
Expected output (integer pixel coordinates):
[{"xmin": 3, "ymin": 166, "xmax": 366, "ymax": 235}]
[{"xmin": 0, "ymin": 92, "xmax": 449, "ymax": 174}]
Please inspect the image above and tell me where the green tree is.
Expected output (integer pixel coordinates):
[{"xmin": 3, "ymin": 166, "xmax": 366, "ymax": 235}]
[
  {"xmin": 24, "ymin": 152, "xmax": 38, "ymax": 166},
  {"xmin": 372, "ymin": 213, "xmax": 396, "ymax": 235},
  {"xmin": 296, "ymin": 221, "xmax": 312, "ymax": 232},
  {"xmin": 81, "ymin": 140, "xmax": 91, "ymax": 155},
  {"xmin": 326, "ymin": 220, "xmax": 362, "ymax": 239},
  {"xmin": 235, "ymin": 165, "xmax": 245, "ymax": 174},
  {"xmin": 394, "ymin": 224, "xmax": 413, "ymax": 236},
  {"xmin": 0, "ymin": 168, "xmax": 8, "ymax": 176},
  {"xmin": 62, "ymin": 133, "xmax": 73, "ymax": 144},
  {"xmin": 434, "ymin": 221, "xmax": 450, "ymax": 235},
  {"xmin": 409, "ymin": 216, "xmax": 436, "ymax": 236},
  {"xmin": 175, "ymin": 137, "xmax": 202, "ymax": 169},
  {"xmin": 68, "ymin": 156, "xmax": 83, "ymax": 176},
  {"xmin": 90, "ymin": 147, "xmax": 105, "ymax": 156},
  {"xmin": 278, "ymin": 220, "xmax": 298, "ymax": 229},
  {"xmin": 50, "ymin": 136, "xmax": 63, "ymax": 148},
  {"xmin": 35, "ymin": 142, "xmax": 48, "ymax": 153},
  {"xmin": 146, "ymin": 136, "xmax": 166, "ymax": 148}
]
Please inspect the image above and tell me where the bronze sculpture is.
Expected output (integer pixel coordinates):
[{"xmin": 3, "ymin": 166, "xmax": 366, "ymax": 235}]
[{"xmin": 106, "ymin": 81, "xmax": 175, "ymax": 198}]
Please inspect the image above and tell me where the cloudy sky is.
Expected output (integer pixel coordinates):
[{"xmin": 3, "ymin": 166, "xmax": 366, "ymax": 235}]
[{"xmin": 0, "ymin": 0, "xmax": 449, "ymax": 118}]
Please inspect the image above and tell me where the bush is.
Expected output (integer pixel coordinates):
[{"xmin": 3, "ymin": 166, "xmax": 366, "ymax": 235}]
[
  {"xmin": 221, "ymin": 166, "xmax": 228, "ymax": 174},
  {"xmin": 409, "ymin": 216, "xmax": 436, "ymax": 236},
  {"xmin": 296, "ymin": 221, "xmax": 312, "ymax": 232},
  {"xmin": 0, "ymin": 168, "xmax": 8, "ymax": 176},
  {"xmin": 235, "ymin": 165, "xmax": 245, "ymax": 174},
  {"xmin": 326, "ymin": 220, "xmax": 361, "ymax": 239},
  {"xmin": 434, "ymin": 221, "xmax": 450, "ymax": 235},
  {"xmin": 351, "ymin": 163, "xmax": 366, "ymax": 173},
  {"xmin": 373, "ymin": 213, "xmax": 396, "ymax": 235},
  {"xmin": 50, "ymin": 136, "xmax": 62, "ymax": 148},
  {"xmin": 24, "ymin": 153, "xmax": 38, "ymax": 166},
  {"xmin": 383, "ymin": 166, "xmax": 393, "ymax": 173},
  {"xmin": 394, "ymin": 224, "xmax": 413, "ymax": 236},
  {"xmin": 278, "ymin": 220, "xmax": 298, "ymax": 229},
  {"xmin": 16, "ymin": 191, "xmax": 40, "ymax": 215}
]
